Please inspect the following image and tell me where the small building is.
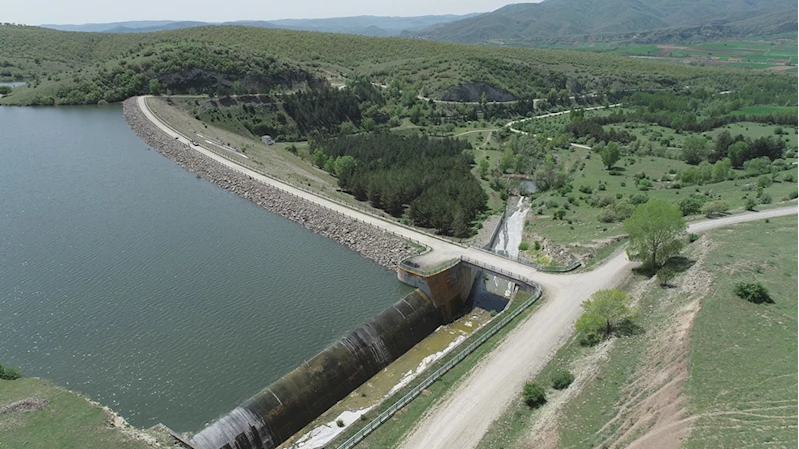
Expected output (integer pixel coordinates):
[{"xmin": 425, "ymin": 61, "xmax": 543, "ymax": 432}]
[{"xmin": 261, "ymin": 135, "xmax": 274, "ymax": 146}]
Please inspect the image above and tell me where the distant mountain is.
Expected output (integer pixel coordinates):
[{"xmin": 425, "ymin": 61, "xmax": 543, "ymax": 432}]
[
  {"xmin": 42, "ymin": 14, "xmax": 480, "ymax": 37},
  {"xmin": 414, "ymin": 0, "xmax": 798, "ymax": 44}
]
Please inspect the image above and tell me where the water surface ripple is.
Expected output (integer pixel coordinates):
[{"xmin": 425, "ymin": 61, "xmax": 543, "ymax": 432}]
[{"xmin": 0, "ymin": 105, "xmax": 410, "ymax": 431}]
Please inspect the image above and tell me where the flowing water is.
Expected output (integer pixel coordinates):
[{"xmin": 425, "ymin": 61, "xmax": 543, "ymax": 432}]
[
  {"xmin": 0, "ymin": 105, "xmax": 411, "ymax": 431},
  {"xmin": 489, "ymin": 197, "xmax": 531, "ymax": 297},
  {"xmin": 492, "ymin": 196, "xmax": 531, "ymax": 259}
]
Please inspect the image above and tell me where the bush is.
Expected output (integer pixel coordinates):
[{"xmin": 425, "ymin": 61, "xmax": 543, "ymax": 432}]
[
  {"xmin": 759, "ymin": 193, "xmax": 772, "ymax": 204},
  {"xmin": 701, "ymin": 200, "xmax": 729, "ymax": 217},
  {"xmin": 589, "ymin": 193, "xmax": 615, "ymax": 208},
  {"xmin": 744, "ymin": 197, "xmax": 757, "ymax": 211},
  {"xmin": 518, "ymin": 242, "xmax": 529, "ymax": 251},
  {"xmin": 522, "ymin": 381, "xmax": 547, "ymax": 408},
  {"xmin": 579, "ymin": 185, "xmax": 593, "ymax": 194},
  {"xmin": 757, "ymin": 176, "xmax": 773, "ymax": 189},
  {"xmin": 688, "ymin": 233, "xmax": 699, "ymax": 242},
  {"xmin": 534, "ymin": 241, "xmax": 541, "ymax": 251},
  {"xmin": 336, "ymin": 419, "xmax": 345, "ymax": 428},
  {"xmin": 0, "ymin": 364, "xmax": 22, "ymax": 380},
  {"xmin": 550, "ymin": 369, "xmax": 575, "ymax": 390},
  {"xmin": 629, "ymin": 192, "xmax": 649, "ymax": 205},
  {"xmin": 679, "ymin": 194, "xmax": 707, "ymax": 217},
  {"xmin": 733, "ymin": 281, "xmax": 773, "ymax": 304},
  {"xmin": 657, "ymin": 266, "xmax": 675, "ymax": 287}
]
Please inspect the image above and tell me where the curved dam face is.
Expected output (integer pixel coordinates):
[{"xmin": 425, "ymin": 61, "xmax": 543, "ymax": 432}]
[{"xmin": 191, "ymin": 289, "xmax": 443, "ymax": 449}]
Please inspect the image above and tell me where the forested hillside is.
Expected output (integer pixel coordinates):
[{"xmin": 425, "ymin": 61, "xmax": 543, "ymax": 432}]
[
  {"xmin": 416, "ymin": 0, "xmax": 797, "ymax": 45},
  {"xmin": 2, "ymin": 24, "xmax": 793, "ymax": 106}
]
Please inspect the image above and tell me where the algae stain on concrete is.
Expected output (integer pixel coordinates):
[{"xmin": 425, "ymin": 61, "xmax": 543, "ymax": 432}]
[{"xmin": 282, "ymin": 281, "xmax": 507, "ymax": 449}]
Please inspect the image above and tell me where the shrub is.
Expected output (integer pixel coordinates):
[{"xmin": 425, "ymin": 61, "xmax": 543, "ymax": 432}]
[
  {"xmin": 551, "ymin": 369, "xmax": 575, "ymax": 390},
  {"xmin": 553, "ymin": 208, "xmax": 566, "ymax": 220},
  {"xmin": 534, "ymin": 241, "xmax": 541, "ymax": 251},
  {"xmin": 733, "ymin": 281, "xmax": 773, "ymax": 304},
  {"xmin": 518, "ymin": 242, "xmax": 529, "ymax": 251},
  {"xmin": 759, "ymin": 193, "xmax": 772, "ymax": 204},
  {"xmin": 679, "ymin": 194, "xmax": 707, "ymax": 217},
  {"xmin": 757, "ymin": 176, "xmax": 773, "ymax": 189},
  {"xmin": 579, "ymin": 185, "xmax": 593, "ymax": 194},
  {"xmin": 657, "ymin": 266, "xmax": 675, "ymax": 287},
  {"xmin": 629, "ymin": 192, "xmax": 649, "ymax": 205},
  {"xmin": 336, "ymin": 419, "xmax": 345, "ymax": 428},
  {"xmin": 522, "ymin": 381, "xmax": 547, "ymax": 407},
  {"xmin": 701, "ymin": 200, "xmax": 729, "ymax": 217},
  {"xmin": 0, "ymin": 364, "xmax": 22, "ymax": 380},
  {"xmin": 744, "ymin": 197, "xmax": 757, "ymax": 211},
  {"xmin": 688, "ymin": 233, "xmax": 699, "ymax": 242},
  {"xmin": 589, "ymin": 193, "xmax": 615, "ymax": 208}
]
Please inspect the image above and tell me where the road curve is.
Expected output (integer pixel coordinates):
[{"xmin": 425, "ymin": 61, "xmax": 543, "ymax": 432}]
[{"xmin": 398, "ymin": 205, "xmax": 796, "ymax": 449}]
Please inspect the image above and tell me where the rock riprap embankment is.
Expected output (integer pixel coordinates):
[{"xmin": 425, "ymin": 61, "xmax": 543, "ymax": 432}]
[{"xmin": 122, "ymin": 98, "xmax": 417, "ymax": 269}]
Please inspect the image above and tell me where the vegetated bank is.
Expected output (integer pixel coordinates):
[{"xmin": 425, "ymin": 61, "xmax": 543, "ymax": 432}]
[
  {"xmin": 122, "ymin": 97, "xmax": 416, "ymax": 269},
  {"xmin": 0, "ymin": 374, "xmax": 176, "ymax": 449},
  {"xmin": 478, "ymin": 216, "xmax": 797, "ymax": 449}
]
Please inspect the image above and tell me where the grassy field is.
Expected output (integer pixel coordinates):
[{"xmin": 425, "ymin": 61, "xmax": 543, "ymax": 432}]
[
  {"xmin": 520, "ymin": 142, "xmax": 798, "ymax": 248},
  {"xmin": 479, "ymin": 215, "xmax": 797, "ymax": 449},
  {"xmin": 0, "ymin": 377, "xmax": 171, "ymax": 449},
  {"xmin": 541, "ymin": 39, "xmax": 797, "ymax": 70},
  {"xmin": 685, "ymin": 217, "xmax": 798, "ymax": 448},
  {"xmin": 729, "ymin": 105, "xmax": 798, "ymax": 116}
]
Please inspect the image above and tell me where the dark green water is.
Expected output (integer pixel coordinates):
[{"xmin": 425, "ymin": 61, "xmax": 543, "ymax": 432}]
[{"xmin": 0, "ymin": 105, "xmax": 411, "ymax": 431}]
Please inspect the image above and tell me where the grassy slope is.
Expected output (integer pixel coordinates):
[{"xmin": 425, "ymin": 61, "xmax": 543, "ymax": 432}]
[
  {"xmin": 479, "ymin": 216, "xmax": 797, "ymax": 449},
  {"xmin": 0, "ymin": 377, "xmax": 169, "ymax": 449},
  {"xmin": 685, "ymin": 218, "xmax": 798, "ymax": 448}
]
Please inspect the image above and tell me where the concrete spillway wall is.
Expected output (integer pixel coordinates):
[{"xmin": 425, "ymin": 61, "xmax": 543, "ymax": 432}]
[
  {"xmin": 191, "ymin": 289, "xmax": 442, "ymax": 449},
  {"xmin": 191, "ymin": 261, "xmax": 478, "ymax": 449}
]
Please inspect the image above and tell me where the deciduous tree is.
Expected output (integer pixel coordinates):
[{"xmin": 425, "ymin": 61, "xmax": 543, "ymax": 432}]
[{"xmin": 624, "ymin": 199, "xmax": 686, "ymax": 268}]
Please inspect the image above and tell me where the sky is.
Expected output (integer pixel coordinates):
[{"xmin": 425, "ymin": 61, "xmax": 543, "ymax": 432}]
[{"xmin": 5, "ymin": 1, "xmax": 540, "ymax": 25}]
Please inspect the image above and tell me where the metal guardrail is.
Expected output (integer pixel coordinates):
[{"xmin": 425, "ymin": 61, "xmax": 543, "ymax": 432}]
[
  {"xmin": 399, "ymin": 257, "xmax": 461, "ymax": 277},
  {"xmin": 336, "ymin": 282, "xmax": 543, "ymax": 449}
]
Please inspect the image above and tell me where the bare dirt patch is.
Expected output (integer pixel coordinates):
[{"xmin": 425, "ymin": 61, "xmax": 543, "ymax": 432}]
[
  {"xmin": 0, "ymin": 397, "xmax": 46, "ymax": 415},
  {"xmin": 593, "ymin": 239, "xmax": 715, "ymax": 449}
]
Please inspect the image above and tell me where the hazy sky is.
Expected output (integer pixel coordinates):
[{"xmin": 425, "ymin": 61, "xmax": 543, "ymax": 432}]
[{"xmin": 6, "ymin": 1, "xmax": 538, "ymax": 25}]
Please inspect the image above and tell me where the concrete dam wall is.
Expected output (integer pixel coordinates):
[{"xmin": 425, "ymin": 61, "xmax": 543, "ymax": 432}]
[
  {"xmin": 191, "ymin": 261, "xmax": 478, "ymax": 449},
  {"xmin": 191, "ymin": 291, "xmax": 441, "ymax": 448}
]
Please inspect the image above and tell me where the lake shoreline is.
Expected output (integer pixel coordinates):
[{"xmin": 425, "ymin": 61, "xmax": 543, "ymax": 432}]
[{"xmin": 122, "ymin": 97, "xmax": 417, "ymax": 270}]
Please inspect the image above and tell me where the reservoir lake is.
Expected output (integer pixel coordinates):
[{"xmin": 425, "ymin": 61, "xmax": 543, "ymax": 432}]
[{"xmin": 0, "ymin": 105, "xmax": 411, "ymax": 431}]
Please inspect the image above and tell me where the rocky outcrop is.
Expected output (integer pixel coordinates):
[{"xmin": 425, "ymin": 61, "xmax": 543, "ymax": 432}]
[{"xmin": 122, "ymin": 98, "xmax": 417, "ymax": 270}]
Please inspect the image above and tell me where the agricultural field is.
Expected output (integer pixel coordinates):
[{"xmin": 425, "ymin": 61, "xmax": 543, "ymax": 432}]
[{"xmin": 479, "ymin": 216, "xmax": 798, "ymax": 449}]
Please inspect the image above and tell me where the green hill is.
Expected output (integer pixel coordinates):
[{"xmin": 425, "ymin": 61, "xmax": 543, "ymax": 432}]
[
  {"xmin": 415, "ymin": 0, "xmax": 798, "ymax": 45},
  {"xmin": 0, "ymin": 24, "xmax": 793, "ymax": 106}
]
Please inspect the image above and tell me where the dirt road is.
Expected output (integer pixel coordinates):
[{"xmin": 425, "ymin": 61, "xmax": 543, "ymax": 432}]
[{"xmin": 398, "ymin": 206, "xmax": 796, "ymax": 449}]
